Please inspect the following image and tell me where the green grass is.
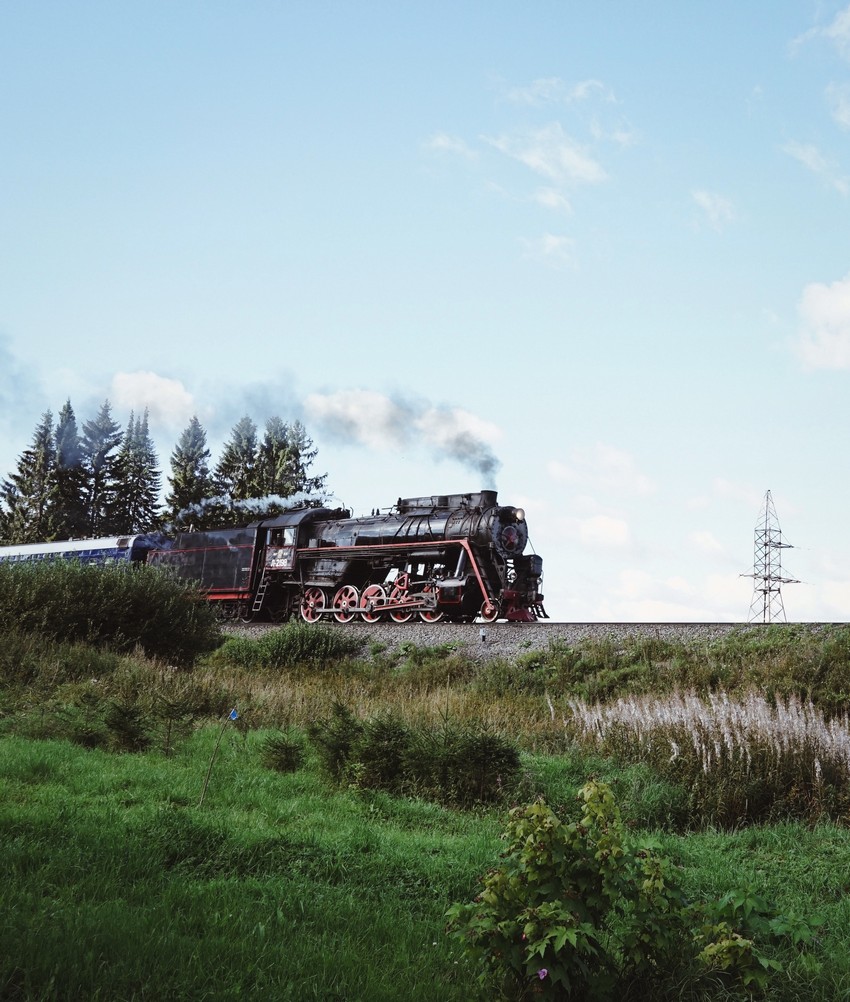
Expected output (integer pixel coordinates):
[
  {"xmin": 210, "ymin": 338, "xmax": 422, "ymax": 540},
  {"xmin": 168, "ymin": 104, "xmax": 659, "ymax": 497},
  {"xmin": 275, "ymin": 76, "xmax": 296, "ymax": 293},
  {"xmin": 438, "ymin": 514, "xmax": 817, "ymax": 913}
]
[
  {"xmin": 5, "ymin": 622, "xmax": 850, "ymax": 998},
  {"xmin": 0, "ymin": 731, "xmax": 496, "ymax": 1002},
  {"xmin": 3, "ymin": 731, "xmax": 850, "ymax": 1000}
]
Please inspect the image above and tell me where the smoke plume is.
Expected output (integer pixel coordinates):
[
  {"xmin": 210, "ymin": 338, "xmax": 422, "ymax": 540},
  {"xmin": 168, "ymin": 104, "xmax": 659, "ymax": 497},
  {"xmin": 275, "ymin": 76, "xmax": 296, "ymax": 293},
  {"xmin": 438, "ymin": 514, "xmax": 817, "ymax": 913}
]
[{"xmin": 304, "ymin": 389, "xmax": 502, "ymax": 487}]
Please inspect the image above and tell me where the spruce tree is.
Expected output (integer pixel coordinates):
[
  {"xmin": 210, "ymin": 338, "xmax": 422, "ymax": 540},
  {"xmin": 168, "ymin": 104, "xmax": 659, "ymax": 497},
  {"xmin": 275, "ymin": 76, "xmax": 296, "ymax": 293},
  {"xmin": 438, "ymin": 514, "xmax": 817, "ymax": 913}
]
[
  {"xmin": 281, "ymin": 419, "xmax": 327, "ymax": 497},
  {"xmin": 113, "ymin": 409, "xmax": 162, "ymax": 532},
  {"xmin": 0, "ymin": 411, "xmax": 60, "ymax": 543},
  {"xmin": 237, "ymin": 417, "xmax": 328, "ymax": 520},
  {"xmin": 80, "ymin": 400, "xmax": 123, "ymax": 536},
  {"xmin": 164, "ymin": 415, "xmax": 212, "ymax": 528},
  {"xmin": 254, "ymin": 416, "xmax": 293, "ymax": 497},
  {"xmin": 53, "ymin": 399, "xmax": 87, "ymax": 538},
  {"xmin": 214, "ymin": 415, "xmax": 257, "ymax": 504}
]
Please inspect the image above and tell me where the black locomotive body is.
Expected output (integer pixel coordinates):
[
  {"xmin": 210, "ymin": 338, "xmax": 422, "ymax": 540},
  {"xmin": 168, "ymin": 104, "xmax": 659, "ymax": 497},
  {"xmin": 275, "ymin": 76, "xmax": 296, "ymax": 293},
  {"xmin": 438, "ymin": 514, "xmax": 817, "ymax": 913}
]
[{"xmin": 148, "ymin": 490, "xmax": 547, "ymax": 624}]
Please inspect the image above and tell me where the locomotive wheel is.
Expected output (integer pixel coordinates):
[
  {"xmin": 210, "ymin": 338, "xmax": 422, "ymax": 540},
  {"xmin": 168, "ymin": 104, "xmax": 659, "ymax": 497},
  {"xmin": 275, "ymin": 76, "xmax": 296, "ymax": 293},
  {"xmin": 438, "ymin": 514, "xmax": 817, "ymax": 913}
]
[
  {"xmin": 360, "ymin": 584, "xmax": 387, "ymax": 623},
  {"xmin": 479, "ymin": 600, "xmax": 500, "ymax": 623},
  {"xmin": 389, "ymin": 575, "xmax": 413, "ymax": 623},
  {"xmin": 332, "ymin": 585, "xmax": 360, "ymax": 624},
  {"xmin": 300, "ymin": 587, "xmax": 326, "ymax": 624},
  {"xmin": 419, "ymin": 585, "xmax": 443, "ymax": 622}
]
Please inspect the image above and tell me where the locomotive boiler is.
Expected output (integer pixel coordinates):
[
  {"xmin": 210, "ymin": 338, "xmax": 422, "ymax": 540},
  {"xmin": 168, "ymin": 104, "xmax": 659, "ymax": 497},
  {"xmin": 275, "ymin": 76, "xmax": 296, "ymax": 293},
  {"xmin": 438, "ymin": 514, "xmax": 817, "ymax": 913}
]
[{"xmin": 148, "ymin": 490, "xmax": 547, "ymax": 624}]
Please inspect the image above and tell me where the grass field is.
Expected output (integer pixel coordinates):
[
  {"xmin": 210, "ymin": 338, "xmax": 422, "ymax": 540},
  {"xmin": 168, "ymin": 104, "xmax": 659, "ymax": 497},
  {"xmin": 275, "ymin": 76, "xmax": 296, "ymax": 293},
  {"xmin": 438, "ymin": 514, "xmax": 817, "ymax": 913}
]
[
  {"xmin": 2, "ymin": 575, "xmax": 850, "ymax": 1000},
  {"xmin": 4, "ymin": 721, "xmax": 850, "ymax": 1000}
]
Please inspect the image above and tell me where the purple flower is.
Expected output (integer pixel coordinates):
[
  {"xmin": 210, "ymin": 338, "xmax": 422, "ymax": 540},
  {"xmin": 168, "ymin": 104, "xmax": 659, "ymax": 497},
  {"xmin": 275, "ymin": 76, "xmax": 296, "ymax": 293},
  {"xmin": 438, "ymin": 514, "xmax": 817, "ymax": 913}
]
[{"xmin": 538, "ymin": 968, "xmax": 548, "ymax": 980}]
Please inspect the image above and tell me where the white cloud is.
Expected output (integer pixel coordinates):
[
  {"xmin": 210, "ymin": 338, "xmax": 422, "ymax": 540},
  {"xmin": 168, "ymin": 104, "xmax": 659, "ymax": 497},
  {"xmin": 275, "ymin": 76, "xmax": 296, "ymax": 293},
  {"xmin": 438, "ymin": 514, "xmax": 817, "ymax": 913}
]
[
  {"xmin": 795, "ymin": 272, "xmax": 850, "ymax": 369},
  {"xmin": 782, "ymin": 141, "xmax": 849, "ymax": 196},
  {"xmin": 824, "ymin": 4, "xmax": 850, "ymax": 59},
  {"xmin": 504, "ymin": 77, "xmax": 612, "ymax": 106},
  {"xmin": 578, "ymin": 514, "xmax": 631, "ymax": 548},
  {"xmin": 589, "ymin": 119, "xmax": 637, "ymax": 147},
  {"xmin": 597, "ymin": 569, "xmax": 751, "ymax": 622},
  {"xmin": 520, "ymin": 233, "xmax": 576, "ymax": 269},
  {"xmin": 533, "ymin": 187, "xmax": 573, "ymax": 213},
  {"xmin": 710, "ymin": 478, "xmax": 765, "ymax": 509},
  {"xmin": 484, "ymin": 123, "xmax": 608, "ymax": 185},
  {"xmin": 692, "ymin": 189, "xmax": 736, "ymax": 231},
  {"xmin": 425, "ymin": 132, "xmax": 478, "ymax": 160},
  {"xmin": 792, "ymin": 5, "xmax": 850, "ymax": 60},
  {"xmin": 820, "ymin": 579, "xmax": 850, "ymax": 618},
  {"xmin": 548, "ymin": 442, "xmax": 656, "ymax": 496},
  {"xmin": 689, "ymin": 529, "xmax": 725, "ymax": 554},
  {"xmin": 110, "ymin": 371, "xmax": 197, "ymax": 430},
  {"xmin": 826, "ymin": 82, "xmax": 850, "ymax": 129}
]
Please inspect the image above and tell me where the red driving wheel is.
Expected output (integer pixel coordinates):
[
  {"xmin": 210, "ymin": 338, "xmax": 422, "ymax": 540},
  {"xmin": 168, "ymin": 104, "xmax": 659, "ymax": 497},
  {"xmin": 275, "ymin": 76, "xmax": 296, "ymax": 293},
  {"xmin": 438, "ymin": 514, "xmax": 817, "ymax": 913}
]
[
  {"xmin": 300, "ymin": 587, "xmax": 326, "ymax": 624},
  {"xmin": 332, "ymin": 585, "xmax": 360, "ymax": 623},
  {"xmin": 360, "ymin": 584, "xmax": 387, "ymax": 623}
]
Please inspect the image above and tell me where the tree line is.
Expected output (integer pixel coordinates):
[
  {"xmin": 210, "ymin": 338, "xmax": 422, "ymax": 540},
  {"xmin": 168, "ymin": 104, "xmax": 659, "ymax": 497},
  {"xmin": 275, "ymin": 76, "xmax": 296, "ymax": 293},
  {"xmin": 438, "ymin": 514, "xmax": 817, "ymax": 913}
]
[{"xmin": 0, "ymin": 400, "xmax": 328, "ymax": 545}]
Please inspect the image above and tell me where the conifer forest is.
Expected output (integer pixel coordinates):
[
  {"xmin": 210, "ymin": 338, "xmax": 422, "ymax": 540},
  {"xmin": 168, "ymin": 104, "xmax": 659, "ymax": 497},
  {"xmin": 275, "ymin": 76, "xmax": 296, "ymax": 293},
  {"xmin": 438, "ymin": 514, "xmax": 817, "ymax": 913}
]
[{"xmin": 0, "ymin": 400, "xmax": 328, "ymax": 544}]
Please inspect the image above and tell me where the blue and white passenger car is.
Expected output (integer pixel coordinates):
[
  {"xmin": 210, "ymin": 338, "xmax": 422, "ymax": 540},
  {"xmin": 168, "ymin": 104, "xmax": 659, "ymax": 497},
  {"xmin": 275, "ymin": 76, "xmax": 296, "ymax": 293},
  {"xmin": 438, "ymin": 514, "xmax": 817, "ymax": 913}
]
[{"xmin": 0, "ymin": 534, "xmax": 167, "ymax": 566}]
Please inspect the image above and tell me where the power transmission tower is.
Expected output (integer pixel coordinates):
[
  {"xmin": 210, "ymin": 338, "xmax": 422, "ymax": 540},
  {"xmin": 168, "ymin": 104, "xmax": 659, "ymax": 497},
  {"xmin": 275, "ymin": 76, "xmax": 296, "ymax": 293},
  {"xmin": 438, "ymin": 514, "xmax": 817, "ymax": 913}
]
[{"xmin": 742, "ymin": 490, "xmax": 799, "ymax": 623}]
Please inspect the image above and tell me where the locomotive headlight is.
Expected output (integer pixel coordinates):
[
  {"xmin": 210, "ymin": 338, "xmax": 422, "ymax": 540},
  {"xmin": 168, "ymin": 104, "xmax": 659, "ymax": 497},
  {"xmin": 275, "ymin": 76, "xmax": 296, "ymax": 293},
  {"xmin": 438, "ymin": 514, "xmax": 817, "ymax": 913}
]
[{"xmin": 514, "ymin": 508, "xmax": 525, "ymax": 522}]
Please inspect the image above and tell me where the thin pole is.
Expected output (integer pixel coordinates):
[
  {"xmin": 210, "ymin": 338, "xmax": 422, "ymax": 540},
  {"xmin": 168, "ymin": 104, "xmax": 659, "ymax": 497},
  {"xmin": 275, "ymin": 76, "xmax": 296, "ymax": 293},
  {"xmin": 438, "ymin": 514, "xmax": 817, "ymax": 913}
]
[{"xmin": 198, "ymin": 708, "xmax": 238, "ymax": 807}]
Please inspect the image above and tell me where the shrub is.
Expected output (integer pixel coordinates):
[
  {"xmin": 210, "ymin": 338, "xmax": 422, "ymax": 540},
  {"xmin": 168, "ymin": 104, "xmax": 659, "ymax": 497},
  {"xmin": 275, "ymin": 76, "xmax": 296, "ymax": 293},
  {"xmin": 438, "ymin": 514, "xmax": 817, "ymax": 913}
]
[
  {"xmin": 308, "ymin": 702, "xmax": 365, "ymax": 781},
  {"xmin": 260, "ymin": 731, "xmax": 306, "ymax": 773},
  {"xmin": 0, "ymin": 562, "xmax": 220, "ymax": 664},
  {"xmin": 355, "ymin": 713, "xmax": 412, "ymax": 793},
  {"xmin": 307, "ymin": 704, "xmax": 522, "ymax": 807},
  {"xmin": 406, "ymin": 718, "xmax": 522, "ymax": 807},
  {"xmin": 210, "ymin": 622, "xmax": 363, "ymax": 671},
  {"xmin": 392, "ymin": 642, "xmax": 476, "ymax": 689},
  {"xmin": 104, "ymin": 699, "xmax": 152, "ymax": 752},
  {"xmin": 0, "ymin": 628, "xmax": 124, "ymax": 689},
  {"xmin": 447, "ymin": 781, "xmax": 820, "ymax": 1000}
]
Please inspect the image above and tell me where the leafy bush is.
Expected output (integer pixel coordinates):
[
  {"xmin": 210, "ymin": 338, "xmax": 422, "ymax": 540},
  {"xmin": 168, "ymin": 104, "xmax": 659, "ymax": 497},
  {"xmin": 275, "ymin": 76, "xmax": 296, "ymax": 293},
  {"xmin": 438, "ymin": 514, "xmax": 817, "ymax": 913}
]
[
  {"xmin": 447, "ymin": 781, "xmax": 820, "ymax": 1000},
  {"xmin": 0, "ymin": 562, "xmax": 220, "ymax": 664}
]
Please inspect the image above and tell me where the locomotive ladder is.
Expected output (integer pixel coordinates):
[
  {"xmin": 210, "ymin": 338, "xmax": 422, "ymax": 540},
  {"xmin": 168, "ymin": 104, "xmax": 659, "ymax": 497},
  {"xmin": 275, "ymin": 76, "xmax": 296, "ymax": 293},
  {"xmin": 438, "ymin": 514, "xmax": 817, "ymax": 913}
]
[{"xmin": 251, "ymin": 570, "xmax": 271, "ymax": 614}]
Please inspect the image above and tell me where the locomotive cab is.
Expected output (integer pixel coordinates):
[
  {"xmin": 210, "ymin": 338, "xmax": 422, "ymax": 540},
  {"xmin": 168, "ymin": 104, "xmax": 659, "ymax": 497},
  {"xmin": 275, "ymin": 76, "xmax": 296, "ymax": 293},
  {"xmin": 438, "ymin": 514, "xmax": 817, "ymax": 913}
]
[{"xmin": 266, "ymin": 525, "xmax": 297, "ymax": 570}]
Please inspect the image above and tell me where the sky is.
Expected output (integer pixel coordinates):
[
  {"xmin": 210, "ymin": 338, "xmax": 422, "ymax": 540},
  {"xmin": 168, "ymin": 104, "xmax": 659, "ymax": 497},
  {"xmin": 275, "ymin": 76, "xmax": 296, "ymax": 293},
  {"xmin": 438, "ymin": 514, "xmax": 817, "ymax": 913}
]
[{"xmin": 2, "ymin": 1, "xmax": 850, "ymax": 623}]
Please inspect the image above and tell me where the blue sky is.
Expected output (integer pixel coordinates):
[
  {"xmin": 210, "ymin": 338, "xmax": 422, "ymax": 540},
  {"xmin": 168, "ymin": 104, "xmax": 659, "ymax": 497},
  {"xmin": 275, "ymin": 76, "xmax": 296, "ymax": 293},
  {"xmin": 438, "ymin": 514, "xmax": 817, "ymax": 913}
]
[{"xmin": 2, "ymin": 1, "xmax": 850, "ymax": 622}]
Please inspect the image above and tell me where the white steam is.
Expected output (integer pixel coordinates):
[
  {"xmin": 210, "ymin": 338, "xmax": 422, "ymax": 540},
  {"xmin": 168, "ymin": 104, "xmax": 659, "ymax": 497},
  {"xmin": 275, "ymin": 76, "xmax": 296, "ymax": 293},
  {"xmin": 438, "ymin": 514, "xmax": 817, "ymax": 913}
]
[{"xmin": 167, "ymin": 491, "xmax": 331, "ymax": 530}]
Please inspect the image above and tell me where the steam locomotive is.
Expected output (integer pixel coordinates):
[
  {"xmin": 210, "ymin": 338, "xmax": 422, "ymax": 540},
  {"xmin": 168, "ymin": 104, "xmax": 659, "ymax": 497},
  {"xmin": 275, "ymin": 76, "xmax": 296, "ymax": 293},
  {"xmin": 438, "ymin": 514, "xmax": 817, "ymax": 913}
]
[{"xmin": 0, "ymin": 491, "xmax": 547, "ymax": 624}]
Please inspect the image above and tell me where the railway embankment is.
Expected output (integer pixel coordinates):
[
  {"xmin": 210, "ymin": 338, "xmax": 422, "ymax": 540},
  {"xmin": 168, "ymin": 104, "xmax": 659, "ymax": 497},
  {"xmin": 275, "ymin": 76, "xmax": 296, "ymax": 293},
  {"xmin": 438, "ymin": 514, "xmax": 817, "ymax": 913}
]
[{"xmin": 224, "ymin": 620, "xmax": 827, "ymax": 663}]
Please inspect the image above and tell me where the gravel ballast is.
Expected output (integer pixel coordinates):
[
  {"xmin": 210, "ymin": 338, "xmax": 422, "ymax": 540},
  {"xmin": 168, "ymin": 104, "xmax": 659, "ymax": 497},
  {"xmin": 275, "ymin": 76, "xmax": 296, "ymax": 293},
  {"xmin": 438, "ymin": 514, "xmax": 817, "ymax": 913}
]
[{"xmin": 225, "ymin": 620, "xmax": 763, "ymax": 663}]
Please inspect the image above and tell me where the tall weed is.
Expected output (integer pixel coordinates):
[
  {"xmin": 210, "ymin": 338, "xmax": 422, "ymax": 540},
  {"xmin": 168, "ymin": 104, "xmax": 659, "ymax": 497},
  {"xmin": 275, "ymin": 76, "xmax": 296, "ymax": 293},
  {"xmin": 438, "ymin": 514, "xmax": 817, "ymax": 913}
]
[{"xmin": 564, "ymin": 689, "xmax": 850, "ymax": 825}]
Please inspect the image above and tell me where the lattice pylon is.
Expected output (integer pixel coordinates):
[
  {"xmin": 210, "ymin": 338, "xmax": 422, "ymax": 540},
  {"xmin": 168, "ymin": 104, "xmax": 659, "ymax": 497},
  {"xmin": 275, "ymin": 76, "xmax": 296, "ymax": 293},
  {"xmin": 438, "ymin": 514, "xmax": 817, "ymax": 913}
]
[{"xmin": 742, "ymin": 490, "xmax": 799, "ymax": 623}]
